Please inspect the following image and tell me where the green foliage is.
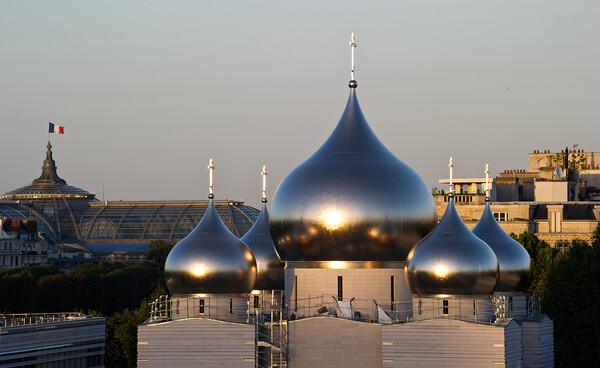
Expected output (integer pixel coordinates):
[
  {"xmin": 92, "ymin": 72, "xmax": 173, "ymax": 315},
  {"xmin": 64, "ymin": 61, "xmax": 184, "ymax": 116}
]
[
  {"xmin": 146, "ymin": 240, "xmax": 175, "ymax": 272},
  {"xmin": 543, "ymin": 241, "xmax": 600, "ymax": 368},
  {"xmin": 592, "ymin": 223, "xmax": 600, "ymax": 246},
  {"xmin": 510, "ymin": 232, "xmax": 563, "ymax": 298},
  {"xmin": 0, "ymin": 262, "xmax": 165, "ymax": 367},
  {"xmin": 545, "ymin": 151, "xmax": 587, "ymax": 180},
  {"xmin": 104, "ymin": 284, "xmax": 167, "ymax": 368},
  {"xmin": 0, "ymin": 263, "xmax": 161, "ymax": 315}
]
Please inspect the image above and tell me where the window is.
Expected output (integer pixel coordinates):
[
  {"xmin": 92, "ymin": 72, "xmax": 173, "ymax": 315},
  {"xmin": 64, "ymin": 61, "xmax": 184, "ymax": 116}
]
[
  {"xmin": 476, "ymin": 183, "xmax": 484, "ymax": 195},
  {"xmin": 390, "ymin": 276, "xmax": 395, "ymax": 310},
  {"xmin": 337, "ymin": 276, "xmax": 343, "ymax": 301},
  {"xmin": 199, "ymin": 299, "xmax": 205, "ymax": 314},
  {"xmin": 294, "ymin": 275, "xmax": 298, "ymax": 311},
  {"xmin": 493, "ymin": 212, "xmax": 509, "ymax": 221},
  {"xmin": 443, "ymin": 299, "xmax": 449, "ymax": 315}
]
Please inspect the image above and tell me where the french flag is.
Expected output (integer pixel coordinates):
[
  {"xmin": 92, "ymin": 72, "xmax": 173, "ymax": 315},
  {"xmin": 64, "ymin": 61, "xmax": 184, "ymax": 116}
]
[{"xmin": 49, "ymin": 122, "xmax": 65, "ymax": 134}]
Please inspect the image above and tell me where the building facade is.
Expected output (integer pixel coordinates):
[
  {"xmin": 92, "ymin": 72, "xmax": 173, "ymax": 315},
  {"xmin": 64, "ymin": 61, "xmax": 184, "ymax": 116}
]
[
  {"xmin": 0, "ymin": 313, "xmax": 105, "ymax": 368},
  {"xmin": 138, "ymin": 53, "xmax": 554, "ymax": 367}
]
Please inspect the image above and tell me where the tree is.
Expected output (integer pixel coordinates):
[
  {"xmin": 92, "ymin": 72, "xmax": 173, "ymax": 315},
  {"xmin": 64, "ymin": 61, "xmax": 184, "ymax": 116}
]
[
  {"xmin": 511, "ymin": 232, "xmax": 563, "ymax": 298},
  {"xmin": 104, "ymin": 284, "xmax": 167, "ymax": 368},
  {"xmin": 146, "ymin": 240, "xmax": 175, "ymax": 272},
  {"xmin": 592, "ymin": 222, "xmax": 600, "ymax": 246},
  {"xmin": 543, "ymin": 241, "xmax": 600, "ymax": 368}
]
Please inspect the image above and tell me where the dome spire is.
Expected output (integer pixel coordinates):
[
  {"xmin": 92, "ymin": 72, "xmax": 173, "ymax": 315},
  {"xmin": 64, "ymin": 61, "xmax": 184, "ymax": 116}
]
[
  {"xmin": 207, "ymin": 158, "xmax": 215, "ymax": 199},
  {"xmin": 33, "ymin": 141, "xmax": 67, "ymax": 187},
  {"xmin": 241, "ymin": 165, "xmax": 284, "ymax": 291},
  {"xmin": 261, "ymin": 165, "xmax": 268, "ymax": 203},
  {"xmin": 448, "ymin": 157, "xmax": 454, "ymax": 196},
  {"xmin": 348, "ymin": 32, "xmax": 358, "ymax": 88},
  {"xmin": 485, "ymin": 163, "xmax": 491, "ymax": 202}
]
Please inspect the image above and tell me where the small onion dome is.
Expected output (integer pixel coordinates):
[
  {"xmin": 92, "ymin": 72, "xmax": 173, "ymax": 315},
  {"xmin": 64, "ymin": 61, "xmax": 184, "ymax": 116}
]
[
  {"xmin": 241, "ymin": 203, "xmax": 284, "ymax": 290},
  {"xmin": 165, "ymin": 199, "xmax": 257, "ymax": 296},
  {"xmin": 472, "ymin": 202, "xmax": 531, "ymax": 292},
  {"xmin": 270, "ymin": 86, "xmax": 437, "ymax": 262},
  {"xmin": 405, "ymin": 197, "xmax": 499, "ymax": 297}
]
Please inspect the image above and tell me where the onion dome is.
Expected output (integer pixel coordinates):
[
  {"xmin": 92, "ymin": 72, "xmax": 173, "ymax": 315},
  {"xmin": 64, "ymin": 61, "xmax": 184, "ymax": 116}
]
[
  {"xmin": 472, "ymin": 166, "xmax": 531, "ymax": 292},
  {"xmin": 3, "ymin": 142, "xmax": 95, "ymax": 200},
  {"xmin": 269, "ymin": 34, "xmax": 437, "ymax": 262},
  {"xmin": 241, "ymin": 166, "xmax": 284, "ymax": 290},
  {"xmin": 164, "ymin": 159, "xmax": 257, "ymax": 296},
  {"xmin": 405, "ymin": 158, "xmax": 498, "ymax": 296}
]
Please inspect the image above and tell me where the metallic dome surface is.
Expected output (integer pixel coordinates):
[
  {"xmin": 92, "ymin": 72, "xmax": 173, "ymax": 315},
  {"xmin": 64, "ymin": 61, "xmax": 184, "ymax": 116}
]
[
  {"xmin": 165, "ymin": 199, "xmax": 257, "ymax": 296},
  {"xmin": 472, "ymin": 202, "xmax": 531, "ymax": 292},
  {"xmin": 405, "ymin": 198, "xmax": 499, "ymax": 296},
  {"xmin": 270, "ymin": 87, "xmax": 437, "ymax": 262},
  {"xmin": 241, "ymin": 203, "xmax": 284, "ymax": 290}
]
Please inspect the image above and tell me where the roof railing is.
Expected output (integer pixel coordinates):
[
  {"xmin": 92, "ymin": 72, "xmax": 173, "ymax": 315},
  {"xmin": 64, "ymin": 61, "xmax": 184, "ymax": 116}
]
[{"xmin": 0, "ymin": 312, "xmax": 91, "ymax": 327}]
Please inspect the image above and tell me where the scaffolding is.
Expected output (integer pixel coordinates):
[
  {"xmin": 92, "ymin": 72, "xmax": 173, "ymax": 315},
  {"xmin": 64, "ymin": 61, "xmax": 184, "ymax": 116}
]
[{"xmin": 252, "ymin": 290, "xmax": 288, "ymax": 368}]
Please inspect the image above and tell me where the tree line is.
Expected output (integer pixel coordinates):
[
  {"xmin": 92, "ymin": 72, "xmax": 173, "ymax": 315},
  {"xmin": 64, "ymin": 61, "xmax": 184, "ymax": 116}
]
[{"xmin": 511, "ymin": 226, "xmax": 600, "ymax": 368}]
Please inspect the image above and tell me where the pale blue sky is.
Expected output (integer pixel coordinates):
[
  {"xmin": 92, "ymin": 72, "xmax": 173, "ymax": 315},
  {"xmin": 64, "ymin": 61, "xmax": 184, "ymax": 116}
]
[{"xmin": 1, "ymin": 1, "xmax": 599, "ymax": 208}]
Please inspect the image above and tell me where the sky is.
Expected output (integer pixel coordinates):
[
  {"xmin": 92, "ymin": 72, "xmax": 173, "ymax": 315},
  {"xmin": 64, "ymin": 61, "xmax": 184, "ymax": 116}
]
[{"xmin": 1, "ymin": 1, "xmax": 599, "ymax": 208}]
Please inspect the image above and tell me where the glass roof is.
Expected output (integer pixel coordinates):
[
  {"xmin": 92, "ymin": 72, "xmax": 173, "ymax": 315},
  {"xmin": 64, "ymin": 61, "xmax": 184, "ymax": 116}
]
[{"xmin": 0, "ymin": 200, "xmax": 259, "ymax": 244}]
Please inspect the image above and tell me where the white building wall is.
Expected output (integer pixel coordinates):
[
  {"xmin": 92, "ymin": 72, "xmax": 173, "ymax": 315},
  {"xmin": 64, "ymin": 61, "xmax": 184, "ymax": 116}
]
[
  {"xmin": 522, "ymin": 315, "xmax": 554, "ymax": 368},
  {"xmin": 170, "ymin": 295, "xmax": 249, "ymax": 323},
  {"xmin": 382, "ymin": 318, "xmax": 518, "ymax": 368},
  {"xmin": 287, "ymin": 317, "xmax": 382, "ymax": 368},
  {"xmin": 138, "ymin": 318, "xmax": 255, "ymax": 368},
  {"xmin": 285, "ymin": 266, "xmax": 411, "ymax": 320}
]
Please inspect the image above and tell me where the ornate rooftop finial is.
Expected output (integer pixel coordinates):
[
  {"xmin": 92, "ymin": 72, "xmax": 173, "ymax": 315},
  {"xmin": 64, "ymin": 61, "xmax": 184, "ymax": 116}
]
[
  {"xmin": 207, "ymin": 158, "xmax": 215, "ymax": 199},
  {"xmin": 32, "ymin": 141, "xmax": 67, "ymax": 187},
  {"xmin": 485, "ymin": 164, "xmax": 491, "ymax": 202},
  {"xmin": 348, "ymin": 32, "xmax": 358, "ymax": 88},
  {"xmin": 448, "ymin": 157, "xmax": 454, "ymax": 196},
  {"xmin": 261, "ymin": 165, "xmax": 268, "ymax": 203}
]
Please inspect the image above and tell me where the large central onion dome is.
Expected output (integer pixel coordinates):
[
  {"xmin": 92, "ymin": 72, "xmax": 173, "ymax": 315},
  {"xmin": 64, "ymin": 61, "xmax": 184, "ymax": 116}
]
[
  {"xmin": 165, "ymin": 160, "xmax": 257, "ymax": 295},
  {"xmin": 270, "ymin": 82, "xmax": 437, "ymax": 262},
  {"xmin": 473, "ymin": 202, "xmax": 531, "ymax": 293},
  {"xmin": 405, "ymin": 195, "xmax": 499, "ymax": 296}
]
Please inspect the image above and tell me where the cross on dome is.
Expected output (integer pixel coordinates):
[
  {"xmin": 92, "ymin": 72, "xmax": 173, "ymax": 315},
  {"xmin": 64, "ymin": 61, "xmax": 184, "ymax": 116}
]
[
  {"xmin": 261, "ymin": 165, "xmax": 268, "ymax": 203},
  {"xmin": 207, "ymin": 158, "xmax": 215, "ymax": 199},
  {"xmin": 448, "ymin": 157, "xmax": 454, "ymax": 194},
  {"xmin": 348, "ymin": 33, "xmax": 358, "ymax": 88},
  {"xmin": 485, "ymin": 164, "xmax": 490, "ymax": 201}
]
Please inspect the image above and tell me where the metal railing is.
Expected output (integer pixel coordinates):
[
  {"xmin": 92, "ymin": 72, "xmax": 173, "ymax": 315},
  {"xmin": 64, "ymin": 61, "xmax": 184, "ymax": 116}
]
[
  {"xmin": 527, "ymin": 293, "xmax": 541, "ymax": 318},
  {"xmin": 148, "ymin": 293, "xmax": 542, "ymax": 327},
  {"xmin": 0, "ymin": 312, "xmax": 89, "ymax": 327}
]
